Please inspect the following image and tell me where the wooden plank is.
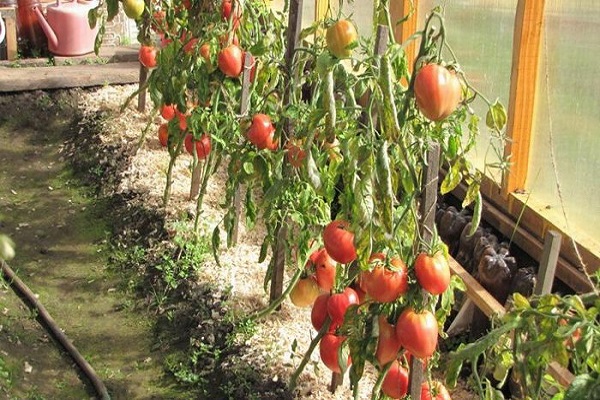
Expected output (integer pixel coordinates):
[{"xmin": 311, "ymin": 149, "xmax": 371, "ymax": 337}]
[
  {"xmin": 534, "ymin": 230, "xmax": 562, "ymax": 295},
  {"xmin": 449, "ymin": 257, "xmax": 506, "ymax": 317},
  {"xmin": 4, "ymin": 13, "xmax": 17, "ymax": 61},
  {"xmin": 446, "ymin": 298, "xmax": 475, "ymax": 337},
  {"xmin": 451, "ymin": 175, "xmax": 596, "ymax": 294},
  {"xmin": 315, "ymin": 0, "xmax": 328, "ymax": 21},
  {"xmin": 390, "ymin": 0, "xmax": 417, "ymax": 67},
  {"xmin": 0, "ymin": 62, "xmax": 140, "ymax": 92},
  {"xmin": 503, "ymin": 0, "xmax": 546, "ymax": 194}
]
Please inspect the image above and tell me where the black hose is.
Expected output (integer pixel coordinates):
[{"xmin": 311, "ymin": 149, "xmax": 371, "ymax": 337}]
[{"xmin": 1, "ymin": 259, "xmax": 111, "ymax": 400}]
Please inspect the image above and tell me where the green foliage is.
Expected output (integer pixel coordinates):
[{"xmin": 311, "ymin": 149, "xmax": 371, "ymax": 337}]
[{"xmin": 447, "ymin": 292, "xmax": 600, "ymax": 399}]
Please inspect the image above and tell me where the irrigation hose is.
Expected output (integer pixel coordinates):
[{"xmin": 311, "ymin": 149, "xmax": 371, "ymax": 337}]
[{"xmin": 1, "ymin": 260, "xmax": 111, "ymax": 400}]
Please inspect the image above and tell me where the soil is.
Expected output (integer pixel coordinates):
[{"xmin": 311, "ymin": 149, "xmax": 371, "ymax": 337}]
[{"xmin": 0, "ymin": 86, "xmax": 478, "ymax": 399}]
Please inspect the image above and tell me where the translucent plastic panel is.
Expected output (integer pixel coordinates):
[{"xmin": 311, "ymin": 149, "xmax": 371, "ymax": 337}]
[
  {"xmin": 527, "ymin": 1, "xmax": 600, "ymax": 244},
  {"xmin": 418, "ymin": 1, "xmax": 516, "ymax": 173}
]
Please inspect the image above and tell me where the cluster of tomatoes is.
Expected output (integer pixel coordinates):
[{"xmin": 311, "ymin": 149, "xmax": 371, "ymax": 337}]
[{"xmin": 289, "ymin": 219, "xmax": 452, "ymax": 399}]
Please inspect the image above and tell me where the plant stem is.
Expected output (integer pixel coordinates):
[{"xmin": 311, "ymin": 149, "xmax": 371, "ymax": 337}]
[
  {"xmin": 289, "ymin": 318, "xmax": 332, "ymax": 390},
  {"xmin": 250, "ymin": 266, "xmax": 303, "ymax": 320}
]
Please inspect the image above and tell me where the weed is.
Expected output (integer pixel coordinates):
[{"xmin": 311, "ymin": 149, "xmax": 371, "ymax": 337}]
[{"xmin": 0, "ymin": 355, "xmax": 12, "ymax": 389}]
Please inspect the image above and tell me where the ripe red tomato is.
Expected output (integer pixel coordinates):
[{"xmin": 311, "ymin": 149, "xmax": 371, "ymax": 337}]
[
  {"xmin": 289, "ymin": 276, "xmax": 320, "ymax": 308},
  {"xmin": 311, "ymin": 293, "xmax": 330, "ymax": 331},
  {"xmin": 375, "ymin": 315, "xmax": 402, "ymax": 367},
  {"xmin": 184, "ymin": 133, "xmax": 211, "ymax": 159},
  {"xmin": 246, "ymin": 113, "xmax": 277, "ymax": 150},
  {"xmin": 200, "ymin": 43, "xmax": 211, "ymax": 63},
  {"xmin": 414, "ymin": 252, "xmax": 451, "ymax": 295},
  {"xmin": 218, "ymin": 44, "xmax": 243, "ymax": 78},
  {"xmin": 285, "ymin": 141, "xmax": 306, "ymax": 168},
  {"xmin": 158, "ymin": 123, "xmax": 169, "ymax": 147},
  {"xmin": 326, "ymin": 19, "xmax": 358, "ymax": 58},
  {"xmin": 178, "ymin": 112, "xmax": 188, "ymax": 131},
  {"xmin": 319, "ymin": 333, "xmax": 351, "ymax": 373},
  {"xmin": 322, "ymin": 220, "xmax": 356, "ymax": 264},
  {"xmin": 160, "ymin": 104, "xmax": 176, "ymax": 121},
  {"xmin": 414, "ymin": 64, "xmax": 462, "ymax": 121},
  {"xmin": 314, "ymin": 249, "xmax": 336, "ymax": 292},
  {"xmin": 361, "ymin": 253, "xmax": 408, "ymax": 303},
  {"xmin": 421, "ymin": 380, "xmax": 451, "ymax": 400},
  {"xmin": 139, "ymin": 45, "xmax": 158, "ymax": 68},
  {"xmin": 151, "ymin": 10, "xmax": 165, "ymax": 32},
  {"xmin": 327, "ymin": 287, "xmax": 358, "ymax": 328},
  {"xmin": 396, "ymin": 308, "xmax": 438, "ymax": 359},
  {"xmin": 382, "ymin": 360, "xmax": 409, "ymax": 399},
  {"xmin": 183, "ymin": 36, "xmax": 198, "ymax": 54},
  {"xmin": 221, "ymin": 0, "xmax": 241, "ymax": 29}
]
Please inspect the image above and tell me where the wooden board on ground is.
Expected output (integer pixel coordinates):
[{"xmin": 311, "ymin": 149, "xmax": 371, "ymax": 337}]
[{"xmin": 0, "ymin": 62, "xmax": 140, "ymax": 92}]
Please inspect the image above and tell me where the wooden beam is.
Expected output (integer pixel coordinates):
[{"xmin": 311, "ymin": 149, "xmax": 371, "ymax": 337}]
[
  {"xmin": 390, "ymin": 0, "xmax": 418, "ymax": 68},
  {"xmin": 315, "ymin": 0, "xmax": 328, "ymax": 21},
  {"xmin": 449, "ymin": 257, "xmax": 506, "ymax": 317},
  {"xmin": 450, "ymin": 175, "xmax": 596, "ymax": 293},
  {"xmin": 0, "ymin": 62, "xmax": 140, "ymax": 92},
  {"xmin": 503, "ymin": 0, "xmax": 546, "ymax": 194},
  {"xmin": 3, "ymin": 12, "xmax": 17, "ymax": 61},
  {"xmin": 534, "ymin": 230, "xmax": 562, "ymax": 295}
]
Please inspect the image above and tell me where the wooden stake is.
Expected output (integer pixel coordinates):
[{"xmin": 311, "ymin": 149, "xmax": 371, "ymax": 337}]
[
  {"xmin": 534, "ymin": 230, "xmax": 562, "ymax": 295},
  {"xmin": 230, "ymin": 52, "xmax": 253, "ymax": 245},
  {"xmin": 409, "ymin": 143, "xmax": 440, "ymax": 400},
  {"xmin": 329, "ymin": 371, "xmax": 342, "ymax": 393},
  {"xmin": 269, "ymin": 0, "xmax": 304, "ymax": 305}
]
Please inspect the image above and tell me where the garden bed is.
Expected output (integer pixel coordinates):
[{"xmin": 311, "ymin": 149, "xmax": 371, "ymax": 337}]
[{"xmin": 60, "ymin": 84, "xmax": 478, "ymax": 399}]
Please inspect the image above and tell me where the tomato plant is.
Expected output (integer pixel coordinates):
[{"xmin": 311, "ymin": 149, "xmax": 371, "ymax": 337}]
[
  {"xmin": 319, "ymin": 333, "xmax": 351, "ymax": 374},
  {"xmin": 218, "ymin": 44, "xmax": 244, "ymax": 78},
  {"xmin": 375, "ymin": 316, "xmax": 402, "ymax": 367},
  {"xmin": 396, "ymin": 308, "xmax": 438, "ymax": 359},
  {"xmin": 421, "ymin": 380, "xmax": 451, "ymax": 400},
  {"xmin": 184, "ymin": 134, "xmax": 211, "ymax": 160},
  {"xmin": 414, "ymin": 252, "xmax": 451, "ymax": 295},
  {"xmin": 289, "ymin": 276, "xmax": 320, "ymax": 308},
  {"xmin": 327, "ymin": 287, "xmax": 358, "ymax": 328},
  {"xmin": 414, "ymin": 64, "xmax": 462, "ymax": 122},
  {"xmin": 361, "ymin": 253, "xmax": 408, "ymax": 303},
  {"xmin": 323, "ymin": 220, "xmax": 357, "ymax": 264},
  {"xmin": 160, "ymin": 103, "xmax": 176, "ymax": 121},
  {"xmin": 326, "ymin": 19, "xmax": 358, "ymax": 59},
  {"xmin": 382, "ymin": 360, "xmax": 409, "ymax": 399},
  {"xmin": 158, "ymin": 123, "xmax": 169, "ymax": 147},
  {"xmin": 313, "ymin": 249, "xmax": 336, "ymax": 292},
  {"xmin": 139, "ymin": 45, "xmax": 158, "ymax": 68},
  {"xmin": 311, "ymin": 293, "xmax": 331, "ymax": 331},
  {"xmin": 246, "ymin": 113, "xmax": 277, "ymax": 150}
]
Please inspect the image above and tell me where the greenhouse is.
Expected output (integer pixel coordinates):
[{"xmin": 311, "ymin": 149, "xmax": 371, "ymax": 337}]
[{"xmin": 0, "ymin": 0, "xmax": 598, "ymax": 399}]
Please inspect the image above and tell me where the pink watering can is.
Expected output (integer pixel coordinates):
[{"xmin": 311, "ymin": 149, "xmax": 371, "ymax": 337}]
[{"xmin": 33, "ymin": 0, "xmax": 99, "ymax": 56}]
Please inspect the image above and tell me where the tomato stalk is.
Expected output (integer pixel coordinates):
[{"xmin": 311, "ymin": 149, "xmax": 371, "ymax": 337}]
[
  {"xmin": 289, "ymin": 317, "xmax": 332, "ymax": 390},
  {"xmin": 371, "ymin": 360, "xmax": 393, "ymax": 399},
  {"xmin": 249, "ymin": 261, "xmax": 303, "ymax": 320},
  {"xmin": 323, "ymin": 69, "xmax": 337, "ymax": 144}
]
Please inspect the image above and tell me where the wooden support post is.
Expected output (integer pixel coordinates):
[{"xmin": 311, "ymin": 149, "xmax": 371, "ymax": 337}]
[
  {"xmin": 315, "ymin": 0, "xmax": 328, "ymax": 21},
  {"xmin": 329, "ymin": 371, "xmax": 342, "ymax": 393},
  {"xmin": 230, "ymin": 52, "xmax": 253, "ymax": 245},
  {"xmin": 408, "ymin": 143, "xmax": 440, "ymax": 400},
  {"xmin": 0, "ymin": 9, "xmax": 18, "ymax": 61},
  {"xmin": 390, "ymin": 0, "xmax": 418, "ymax": 69},
  {"xmin": 269, "ymin": 0, "xmax": 303, "ymax": 306},
  {"xmin": 502, "ymin": 0, "xmax": 546, "ymax": 194},
  {"xmin": 534, "ymin": 230, "xmax": 562, "ymax": 295},
  {"xmin": 137, "ymin": 65, "xmax": 148, "ymax": 112}
]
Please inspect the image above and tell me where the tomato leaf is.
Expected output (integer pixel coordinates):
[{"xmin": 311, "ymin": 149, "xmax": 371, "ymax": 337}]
[
  {"xmin": 469, "ymin": 191, "xmax": 482, "ymax": 235},
  {"xmin": 462, "ymin": 178, "xmax": 480, "ymax": 208},
  {"xmin": 258, "ymin": 237, "xmax": 269, "ymax": 264},
  {"xmin": 485, "ymin": 99, "xmax": 508, "ymax": 131},
  {"xmin": 441, "ymin": 161, "xmax": 462, "ymax": 195},
  {"xmin": 564, "ymin": 374, "xmax": 600, "ymax": 400},
  {"xmin": 306, "ymin": 150, "xmax": 321, "ymax": 190},
  {"xmin": 106, "ymin": 0, "xmax": 119, "ymax": 22},
  {"xmin": 375, "ymin": 141, "xmax": 394, "ymax": 235},
  {"xmin": 211, "ymin": 226, "xmax": 221, "ymax": 266}
]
